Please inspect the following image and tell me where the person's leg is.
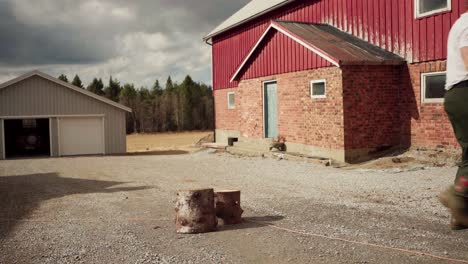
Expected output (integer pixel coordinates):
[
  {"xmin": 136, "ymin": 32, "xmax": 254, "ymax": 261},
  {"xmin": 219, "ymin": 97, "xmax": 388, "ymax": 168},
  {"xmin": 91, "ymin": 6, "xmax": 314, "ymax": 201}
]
[{"xmin": 443, "ymin": 87, "xmax": 468, "ymax": 227}]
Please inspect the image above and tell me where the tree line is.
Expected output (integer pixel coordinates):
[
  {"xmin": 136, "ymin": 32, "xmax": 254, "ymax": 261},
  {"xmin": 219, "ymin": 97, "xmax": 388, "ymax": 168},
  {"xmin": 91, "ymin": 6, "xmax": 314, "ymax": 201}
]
[{"xmin": 58, "ymin": 74, "xmax": 214, "ymax": 134}]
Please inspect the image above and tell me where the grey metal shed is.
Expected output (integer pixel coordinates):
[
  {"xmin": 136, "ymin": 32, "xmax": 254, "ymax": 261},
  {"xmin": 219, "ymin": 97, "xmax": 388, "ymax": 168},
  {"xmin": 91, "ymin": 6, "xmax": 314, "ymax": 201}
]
[{"xmin": 0, "ymin": 70, "xmax": 131, "ymax": 159}]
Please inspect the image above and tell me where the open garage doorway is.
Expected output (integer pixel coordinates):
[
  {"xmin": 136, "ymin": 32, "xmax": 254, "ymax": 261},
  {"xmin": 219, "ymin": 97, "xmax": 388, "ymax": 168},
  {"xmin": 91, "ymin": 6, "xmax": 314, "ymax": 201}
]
[{"xmin": 4, "ymin": 118, "xmax": 51, "ymax": 158}]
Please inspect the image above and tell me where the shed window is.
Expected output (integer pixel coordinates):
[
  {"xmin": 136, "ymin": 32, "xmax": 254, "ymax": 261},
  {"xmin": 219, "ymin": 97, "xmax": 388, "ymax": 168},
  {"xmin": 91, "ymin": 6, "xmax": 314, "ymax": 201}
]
[
  {"xmin": 421, "ymin": 72, "xmax": 446, "ymax": 103},
  {"xmin": 227, "ymin": 92, "xmax": 235, "ymax": 109},
  {"xmin": 22, "ymin": 119, "xmax": 37, "ymax": 128},
  {"xmin": 415, "ymin": 0, "xmax": 450, "ymax": 18},
  {"xmin": 311, "ymin": 80, "xmax": 326, "ymax": 98}
]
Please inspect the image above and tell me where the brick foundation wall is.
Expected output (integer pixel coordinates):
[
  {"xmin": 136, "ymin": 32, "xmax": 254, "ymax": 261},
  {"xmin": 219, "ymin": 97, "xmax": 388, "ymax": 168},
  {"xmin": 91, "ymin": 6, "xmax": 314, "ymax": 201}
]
[
  {"xmin": 404, "ymin": 61, "xmax": 458, "ymax": 149},
  {"xmin": 214, "ymin": 88, "xmax": 239, "ymax": 131},
  {"xmin": 213, "ymin": 61, "xmax": 459, "ymax": 161},
  {"xmin": 215, "ymin": 67, "xmax": 345, "ymax": 150},
  {"xmin": 342, "ymin": 65, "xmax": 402, "ymax": 155}
]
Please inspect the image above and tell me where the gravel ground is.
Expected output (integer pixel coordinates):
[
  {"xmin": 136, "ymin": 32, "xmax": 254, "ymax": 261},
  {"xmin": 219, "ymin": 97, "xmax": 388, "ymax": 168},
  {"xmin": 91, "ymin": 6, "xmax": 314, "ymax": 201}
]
[{"xmin": 0, "ymin": 149, "xmax": 467, "ymax": 264}]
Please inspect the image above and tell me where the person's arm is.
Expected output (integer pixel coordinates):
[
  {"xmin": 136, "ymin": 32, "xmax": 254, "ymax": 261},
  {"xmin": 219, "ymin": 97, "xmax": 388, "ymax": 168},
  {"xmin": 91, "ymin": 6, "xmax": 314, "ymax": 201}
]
[{"xmin": 462, "ymin": 47, "xmax": 468, "ymax": 71}]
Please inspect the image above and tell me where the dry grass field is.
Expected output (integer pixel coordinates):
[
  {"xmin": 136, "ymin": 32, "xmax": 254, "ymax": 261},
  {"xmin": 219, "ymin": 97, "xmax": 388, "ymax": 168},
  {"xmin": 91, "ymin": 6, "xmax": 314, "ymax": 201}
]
[{"xmin": 126, "ymin": 131, "xmax": 213, "ymax": 153}]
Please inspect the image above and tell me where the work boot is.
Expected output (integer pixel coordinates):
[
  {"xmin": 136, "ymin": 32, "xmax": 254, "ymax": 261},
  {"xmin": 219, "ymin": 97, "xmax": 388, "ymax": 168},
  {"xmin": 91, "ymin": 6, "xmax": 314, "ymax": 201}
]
[
  {"xmin": 450, "ymin": 217, "xmax": 468, "ymax": 230},
  {"xmin": 439, "ymin": 184, "xmax": 468, "ymax": 227}
]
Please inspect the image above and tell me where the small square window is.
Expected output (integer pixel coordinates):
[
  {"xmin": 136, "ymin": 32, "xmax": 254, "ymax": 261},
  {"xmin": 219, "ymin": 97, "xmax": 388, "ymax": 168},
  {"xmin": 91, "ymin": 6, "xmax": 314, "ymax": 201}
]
[
  {"xmin": 421, "ymin": 72, "xmax": 446, "ymax": 103},
  {"xmin": 227, "ymin": 92, "xmax": 235, "ymax": 109},
  {"xmin": 415, "ymin": 0, "xmax": 450, "ymax": 18},
  {"xmin": 311, "ymin": 80, "xmax": 326, "ymax": 98},
  {"xmin": 22, "ymin": 119, "xmax": 37, "ymax": 128}
]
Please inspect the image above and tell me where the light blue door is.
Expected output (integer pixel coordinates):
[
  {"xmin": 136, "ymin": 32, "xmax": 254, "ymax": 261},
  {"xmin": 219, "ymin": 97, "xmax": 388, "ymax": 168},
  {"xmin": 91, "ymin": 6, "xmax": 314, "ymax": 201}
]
[{"xmin": 264, "ymin": 81, "xmax": 278, "ymax": 138}]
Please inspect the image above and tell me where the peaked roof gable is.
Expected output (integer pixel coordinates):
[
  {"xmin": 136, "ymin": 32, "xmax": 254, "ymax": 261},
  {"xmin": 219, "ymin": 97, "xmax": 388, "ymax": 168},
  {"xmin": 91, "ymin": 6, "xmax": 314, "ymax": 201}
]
[
  {"xmin": 0, "ymin": 70, "xmax": 132, "ymax": 112},
  {"xmin": 231, "ymin": 21, "xmax": 405, "ymax": 82}
]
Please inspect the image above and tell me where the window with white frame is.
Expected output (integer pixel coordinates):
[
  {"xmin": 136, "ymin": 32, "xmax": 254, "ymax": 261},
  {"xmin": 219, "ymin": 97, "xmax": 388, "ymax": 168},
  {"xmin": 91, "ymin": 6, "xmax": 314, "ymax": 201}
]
[
  {"xmin": 421, "ymin": 71, "xmax": 446, "ymax": 103},
  {"xmin": 227, "ymin": 92, "xmax": 235, "ymax": 109},
  {"xmin": 310, "ymin": 80, "xmax": 326, "ymax": 98},
  {"xmin": 415, "ymin": 0, "xmax": 451, "ymax": 18}
]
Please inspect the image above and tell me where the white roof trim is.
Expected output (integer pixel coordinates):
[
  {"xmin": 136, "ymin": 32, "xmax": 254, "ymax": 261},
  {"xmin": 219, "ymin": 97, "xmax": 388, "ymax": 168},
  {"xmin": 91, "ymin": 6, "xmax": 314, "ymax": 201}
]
[
  {"xmin": 204, "ymin": 0, "xmax": 295, "ymax": 41},
  {"xmin": 0, "ymin": 70, "xmax": 132, "ymax": 112},
  {"xmin": 230, "ymin": 22, "xmax": 340, "ymax": 82}
]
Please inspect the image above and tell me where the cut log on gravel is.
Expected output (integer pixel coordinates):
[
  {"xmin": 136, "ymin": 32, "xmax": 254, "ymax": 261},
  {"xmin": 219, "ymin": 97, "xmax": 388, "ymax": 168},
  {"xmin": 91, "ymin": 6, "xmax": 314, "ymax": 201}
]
[
  {"xmin": 215, "ymin": 190, "xmax": 244, "ymax": 225},
  {"xmin": 175, "ymin": 188, "xmax": 217, "ymax": 234}
]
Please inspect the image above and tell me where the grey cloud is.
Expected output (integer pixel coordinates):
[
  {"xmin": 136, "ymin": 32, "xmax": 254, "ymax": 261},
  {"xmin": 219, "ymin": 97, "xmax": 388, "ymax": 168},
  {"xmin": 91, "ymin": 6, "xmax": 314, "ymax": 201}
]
[{"xmin": 0, "ymin": 0, "xmax": 250, "ymax": 86}]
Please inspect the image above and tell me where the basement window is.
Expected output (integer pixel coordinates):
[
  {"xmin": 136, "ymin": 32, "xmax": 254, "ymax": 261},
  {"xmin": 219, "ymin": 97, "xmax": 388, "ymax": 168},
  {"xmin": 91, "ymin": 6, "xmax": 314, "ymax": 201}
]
[
  {"xmin": 227, "ymin": 92, "xmax": 235, "ymax": 109},
  {"xmin": 311, "ymin": 80, "xmax": 326, "ymax": 99},
  {"xmin": 415, "ymin": 0, "xmax": 451, "ymax": 18},
  {"xmin": 421, "ymin": 71, "xmax": 446, "ymax": 103}
]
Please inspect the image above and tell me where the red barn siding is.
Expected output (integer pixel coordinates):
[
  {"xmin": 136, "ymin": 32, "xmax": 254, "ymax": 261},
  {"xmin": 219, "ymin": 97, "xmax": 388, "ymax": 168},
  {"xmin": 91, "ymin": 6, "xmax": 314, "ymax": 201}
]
[
  {"xmin": 212, "ymin": 0, "xmax": 466, "ymax": 90},
  {"xmin": 238, "ymin": 30, "xmax": 333, "ymax": 80}
]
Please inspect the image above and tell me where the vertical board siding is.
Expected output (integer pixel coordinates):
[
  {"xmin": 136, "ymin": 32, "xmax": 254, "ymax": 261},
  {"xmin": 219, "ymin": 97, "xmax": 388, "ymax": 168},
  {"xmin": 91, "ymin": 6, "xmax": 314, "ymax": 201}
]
[
  {"xmin": 212, "ymin": 0, "xmax": 465, "ymax": 90},
  {"xmin": 239, "ymin": 30, "xmax": 332, "ymax": 80},
  {"xmin": 0, "ymin": 76, "xmax": 127, "ymax": 156}
]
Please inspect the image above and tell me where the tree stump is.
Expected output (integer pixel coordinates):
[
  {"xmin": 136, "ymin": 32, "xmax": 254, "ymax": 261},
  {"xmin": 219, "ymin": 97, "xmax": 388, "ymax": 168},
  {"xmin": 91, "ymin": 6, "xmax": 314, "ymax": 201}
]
[
  {"xmin": 215, "ymin": 190, "xmax": 244, "ymax": 225},
  {"xmin": 175, "ymin": 188, "xmax": 217, "ymax": 234}
]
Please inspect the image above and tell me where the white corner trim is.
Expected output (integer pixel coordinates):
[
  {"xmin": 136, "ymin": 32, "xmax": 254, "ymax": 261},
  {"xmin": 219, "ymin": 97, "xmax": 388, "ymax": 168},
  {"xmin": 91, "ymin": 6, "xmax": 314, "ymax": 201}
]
[
  {"xmin": 414, "ymin": 0, "xmax": 451, "ymax": 19},
  {"xmin": 310, "ymin": 79, "xmax": 327, "ymax": 99},
  {"xmin": 57, "ymin": 117, "xmax": 61, "ymax": 157},
  {"xmin": 1, "ymin": 119, "xmax": 5, "ymax": 160},
  {"xmin": 421, "ymin": 71, "xmax": 446, "ymax": 104},
  {"xmin": 49, "ymin": 118, "xmax": 53, "ymax": 157},
  {"xmin": 102, "ymin": 116, "xmax": 106, "ymax": 155},
  {"xmin": 230, "ymin": 22, "xmax": 340, "ymax": 82}
]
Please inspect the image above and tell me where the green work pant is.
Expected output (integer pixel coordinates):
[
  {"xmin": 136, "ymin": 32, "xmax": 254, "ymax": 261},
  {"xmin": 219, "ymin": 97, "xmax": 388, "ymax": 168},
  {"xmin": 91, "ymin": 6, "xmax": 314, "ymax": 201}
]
[{"xmin": 445, "ymin": 85, "xmax": 468, "ymax": 197}]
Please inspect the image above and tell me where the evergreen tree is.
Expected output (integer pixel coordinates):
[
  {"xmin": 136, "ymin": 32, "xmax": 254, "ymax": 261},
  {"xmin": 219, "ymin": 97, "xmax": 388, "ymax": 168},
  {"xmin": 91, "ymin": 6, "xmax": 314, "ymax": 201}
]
[
  {"xmin": 58, "ymin": 74, "xmax": 69, "ymax": 83},
  {"xmin": 87, "ymin": 78, "xmax": 105, "ymax": 95},
  {"xmin": 104, "ymin": 76, "xmax": 122, "ymax": 102},
  {"xmin": 120, "ymin": 84, "xmax": 138, "ymax": 133},
  {"xmin": 152, "ymin": 79, "xmax": 163, "ymax": 96},
  {"xmin": 71, "ymin": 74, "xmax": 84, "ymax": 88},
  {"xmin": 165, "ymin": 76, "xmax": 174, "ymax": 92}
]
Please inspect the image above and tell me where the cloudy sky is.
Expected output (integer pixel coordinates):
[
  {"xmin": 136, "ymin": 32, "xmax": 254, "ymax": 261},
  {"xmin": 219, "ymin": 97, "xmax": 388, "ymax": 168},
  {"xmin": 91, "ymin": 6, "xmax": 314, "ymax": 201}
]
[{"xmin": 0, "ymin": 0, "xmax": 250, "ymax": 87}]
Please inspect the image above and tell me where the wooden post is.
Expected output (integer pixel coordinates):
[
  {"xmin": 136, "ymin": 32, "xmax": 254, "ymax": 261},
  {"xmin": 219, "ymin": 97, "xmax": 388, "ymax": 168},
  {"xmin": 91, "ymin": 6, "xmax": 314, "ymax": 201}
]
[
  {"xmin": 175, "ymin": 188, "xmax": 217, "ymax": 234},
  {"xmin": 215, "ymin": 190, "xmax": 244, "ymax": 225}
]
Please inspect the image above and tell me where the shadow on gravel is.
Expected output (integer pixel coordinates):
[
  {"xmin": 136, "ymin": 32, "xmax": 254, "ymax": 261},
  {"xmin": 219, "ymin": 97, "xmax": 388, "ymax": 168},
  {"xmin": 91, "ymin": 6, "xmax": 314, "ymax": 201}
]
[
  {"xmin": 0, "ymin": 173, "xmax": 151, "ymax": 239},
  {"xmin": 218, "ymin": 216, "xmax": 285, "ymax": 232}
]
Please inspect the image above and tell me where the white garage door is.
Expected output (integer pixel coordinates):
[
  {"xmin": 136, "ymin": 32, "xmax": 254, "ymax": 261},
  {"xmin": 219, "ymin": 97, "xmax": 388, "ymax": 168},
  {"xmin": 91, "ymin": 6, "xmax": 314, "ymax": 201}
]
[{"xmin": 59, "ymin": 117, "xmax": 104, "ymax": 156}]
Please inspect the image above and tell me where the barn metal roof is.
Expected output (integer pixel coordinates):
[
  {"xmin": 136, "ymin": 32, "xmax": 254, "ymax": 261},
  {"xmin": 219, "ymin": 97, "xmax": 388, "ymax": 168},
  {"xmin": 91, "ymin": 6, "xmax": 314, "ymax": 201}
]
[
  {"xmin": 204, "ymin": 0, "xmax": 294, "ymax": 41},
  {"xmin": 0, "ymin": 70, "xmax": 132, "ymax": 112},
  {"xmin": 276, "ymin": 21, "xmax": 405, "ymax": 65},
  {"xmin": 231, "ymin": 21, "xmax": 405, "ymax": 81}
]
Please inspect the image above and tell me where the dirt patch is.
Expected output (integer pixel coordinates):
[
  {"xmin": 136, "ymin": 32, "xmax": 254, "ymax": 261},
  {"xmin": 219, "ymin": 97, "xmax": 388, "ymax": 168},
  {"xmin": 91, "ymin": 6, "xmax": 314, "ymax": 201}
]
[
  {"xmin": 345, "ymin": 148, "xmax": 461, "ymax": 171},
  {"xmin": 126, "ymin": 131, "xmax": 213, "ymax": 154}
]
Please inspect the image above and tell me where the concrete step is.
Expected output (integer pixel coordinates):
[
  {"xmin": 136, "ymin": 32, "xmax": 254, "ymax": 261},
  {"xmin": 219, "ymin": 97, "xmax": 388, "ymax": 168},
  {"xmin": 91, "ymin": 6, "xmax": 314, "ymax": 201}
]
[
  {"xmin": 233, "ymin": 137, "xmax": 273, "ymax": 150},
  {"xmin": 227, "ymin": 146, "xmax": 271, "ymax": 157}
]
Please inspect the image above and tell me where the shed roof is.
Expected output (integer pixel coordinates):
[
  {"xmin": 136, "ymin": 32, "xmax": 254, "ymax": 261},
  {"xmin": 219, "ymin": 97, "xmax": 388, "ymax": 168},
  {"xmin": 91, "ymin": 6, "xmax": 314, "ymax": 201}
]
[
  {"xmin": 204, "ymin": 0, "xmax": 293, "ymax": 41},
  {"xmin": 0, "ymin": 70, "xmax": 132, "ymax": 112},
  {"xmin": 231, "ymin": 21, "xmax": 405, "ymax": 81}
]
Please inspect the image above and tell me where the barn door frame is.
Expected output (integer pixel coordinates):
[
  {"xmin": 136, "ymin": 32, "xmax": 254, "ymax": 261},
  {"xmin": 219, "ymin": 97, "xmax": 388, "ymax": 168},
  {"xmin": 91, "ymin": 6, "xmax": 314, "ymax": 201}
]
[
  {"xmin": 1, "ymin": 119, "xmax": 5, "ymax": 160},
  {"xmin": 262, "ymin": 80, "xmax": 279, "ymax": 139},
  {"xmin": 0, "ymin": 116, "xmax": 53, "ymax": 159}
]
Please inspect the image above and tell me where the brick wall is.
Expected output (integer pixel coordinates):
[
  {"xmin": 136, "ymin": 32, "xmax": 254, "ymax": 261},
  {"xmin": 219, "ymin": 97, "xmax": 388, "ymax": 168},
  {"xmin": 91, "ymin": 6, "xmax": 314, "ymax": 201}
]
[
  {"xmin": 213, "ymin": 61, "xmax": 459, "ymax": 160},
  {"xmin": 215, "ymin": 67, "xmax": 345, "ymax": 150},
  {"xmin": 403, "ymin": 61, "xmax": 458, "ymax": 149},
  {"xmin": 342, "ymin": 65, "xmax": 402, "ymax": 152},
  {"xmin": 214, "ymin": 88, "xmax": 239, "ymax": 131}
]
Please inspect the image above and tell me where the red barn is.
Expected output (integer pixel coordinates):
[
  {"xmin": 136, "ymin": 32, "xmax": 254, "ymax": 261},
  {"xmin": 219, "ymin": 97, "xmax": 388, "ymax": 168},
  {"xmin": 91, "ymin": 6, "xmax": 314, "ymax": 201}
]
[{"xmin": 204, "ymin": 0, "xmax": 466, "ymax": 162}]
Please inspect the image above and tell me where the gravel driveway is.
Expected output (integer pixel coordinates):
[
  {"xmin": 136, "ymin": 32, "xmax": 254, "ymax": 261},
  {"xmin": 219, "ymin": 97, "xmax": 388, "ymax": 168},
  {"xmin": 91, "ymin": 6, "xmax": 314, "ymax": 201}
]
[{"xmin": 0, "ymin": 150, "xmax": 467, "ymax": 263}]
